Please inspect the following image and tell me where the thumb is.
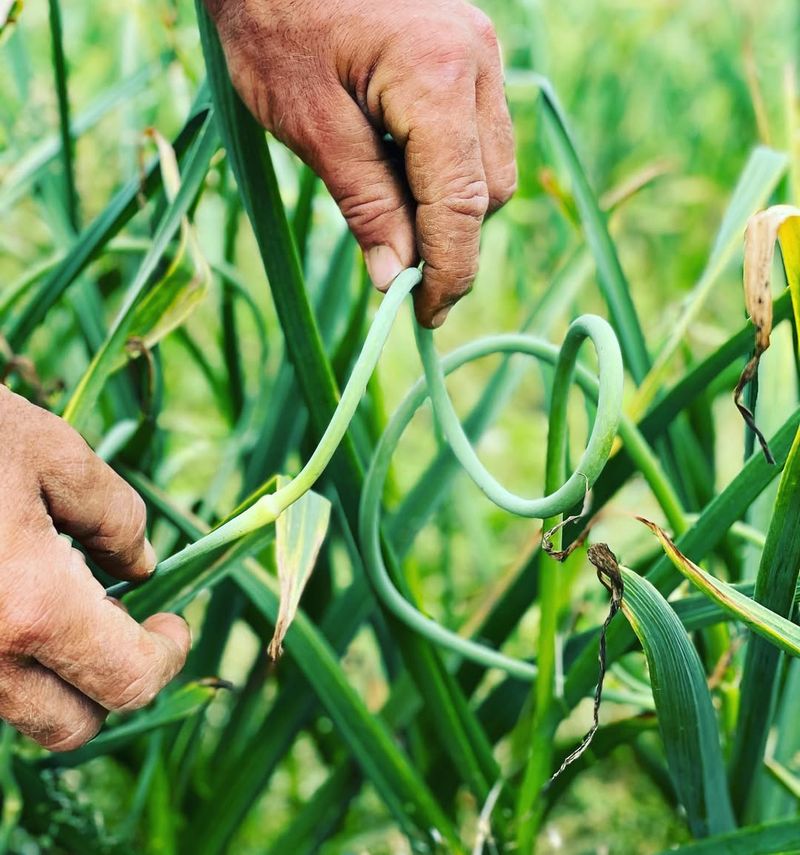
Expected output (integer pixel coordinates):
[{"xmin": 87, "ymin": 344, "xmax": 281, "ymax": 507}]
[{"xmin": 287, "ymin": 89, "xmax": 417, "ymax": 290}]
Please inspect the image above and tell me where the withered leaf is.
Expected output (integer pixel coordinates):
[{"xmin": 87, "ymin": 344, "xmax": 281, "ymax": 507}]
[
  {"xmin": 736, "ymin": 205, "xmax": 800, "ymax": 463},
  {"xmin": 269, "ymin": 476, "xmax": 331, "ymax": 661}
]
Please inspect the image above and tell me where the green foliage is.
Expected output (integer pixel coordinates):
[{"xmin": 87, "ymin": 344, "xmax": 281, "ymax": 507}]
[
  {"xmin": 620, "ymin": 569, "xmax": 735, "ymax": 837},
  {"xmin": 2, "ymin": 0, "xmax": 800, "ymax": 853}
]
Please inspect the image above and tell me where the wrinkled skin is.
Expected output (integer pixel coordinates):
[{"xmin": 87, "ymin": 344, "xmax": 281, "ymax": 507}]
[
  {"xmin": 207, "ymin": 0, "xmax": 517, "ymax": 327},
  {"xmin": 0, "ymin": 387, "xmax": 190, "ymax": 751}
]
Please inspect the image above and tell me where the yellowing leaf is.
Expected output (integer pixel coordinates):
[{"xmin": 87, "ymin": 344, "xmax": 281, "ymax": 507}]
[
  {"xmin": 114, "ymin": 129, "xmax": 211, "ymax": 368},
  {"xmin": 743, "ymin": 206, "xmax": 797, "ymax": 352},
  {"xmin": 777, "ymin": 215, "xmax": 800, "ymax": 355},
  {"xmin": 269, "ymin": 476, "xmax": 331, "ymax": 660},
  {"xmin": 628, "ymin": 146, "xmax": 787, "ymax": 421},
  {"xmin": 735, "ymin": 205, "xmax": 800, "ymax": 463},
  {"xmin": 639, "ymin": 516, "xmax": 800, "ymax": 658},
  {"xmin": 0, "ymin": 0, "xmax": 22, "ymax": 43}
]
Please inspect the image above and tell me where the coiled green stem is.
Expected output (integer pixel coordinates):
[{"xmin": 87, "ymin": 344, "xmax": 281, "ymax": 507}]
[
  {"xmin": 114, "ymin": 268, "xmax": 628, "ymax": 683},
  {"xmin": 359, "ymin": 326, "xmax": 623, "ymax": 680}
]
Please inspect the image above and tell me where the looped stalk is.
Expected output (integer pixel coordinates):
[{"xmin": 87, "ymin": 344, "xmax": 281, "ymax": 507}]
[
  {"xmin": 112, "ymin": 267, "xmax": 625, "ymax": 676},
  {"xmin": 359, "ymin": 324, "xmax": 623, "ymax": 680},
  {"xmin": 414, "ymin": 315, "xmax": 623, "ymax": 517}
]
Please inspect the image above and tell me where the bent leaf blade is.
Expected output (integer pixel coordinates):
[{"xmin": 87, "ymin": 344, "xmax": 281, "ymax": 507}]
[
  {"xmin": 114, "ymin": 129, "xmax": 212, "ymax": 368},
  {"xmin": 639, "ymin": 517, "xmax": 800, "ymax": 657},
  {"xmin": 270, "ymin": 475, "xmax": 331, "ymax": 660}
]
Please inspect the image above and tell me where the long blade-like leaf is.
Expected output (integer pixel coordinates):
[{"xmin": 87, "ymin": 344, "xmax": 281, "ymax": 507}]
[
  {"xmin": 4, "ymin": 89, "xmax": 211, "ymax": 350},
  {"xmin": 62, "ymin": 116, "xmax": 218, "ymax": 429},
  {"xmin": 43, "ymin": 681, "xmax": 224, "ymax": 768},
  {"xmin": 621, "ymin": 568, "xmax": 735, "ymax": 837},
  {"xmin": 656, "ymin": 818, "xmax": 800, "ymax": 854},
  {"xmin": 730, "ymin": 424, "xmax": 800, "ymax": 816},
  {"xmin": 527, "ymin": 73, "xmax": 650, "ymax": 384},
  {"xmin": 234, "ymin": 563, "xmax": 461, "ymax": 852},
  {"xmin": 631, "ymin": 147, "xmax": 788, "ymax": 416}
]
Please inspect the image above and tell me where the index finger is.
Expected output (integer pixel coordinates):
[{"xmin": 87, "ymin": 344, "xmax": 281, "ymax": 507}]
[
  {"xmin": 384, "ymin": 65, "xmax": 488, "ymax": 327},
  {"xmin": 32, "ymin": 404, "xmax": 156, "ymax": 582}
]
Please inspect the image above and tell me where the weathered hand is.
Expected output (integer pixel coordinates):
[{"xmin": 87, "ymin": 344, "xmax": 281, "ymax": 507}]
[
  {"xmin": 0, "ymin": 387, "xmax": 190, "ymax": 751},
  {"xmin": 207, "ymin": 0, "xmax": 516, "ymax": 327}
]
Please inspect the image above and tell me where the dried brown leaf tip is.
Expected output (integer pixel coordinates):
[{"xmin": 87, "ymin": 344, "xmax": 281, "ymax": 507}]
[
  {"xmin": 636, "ymin": 517, "xmax": 689, "ymax": 568},
  {"xmin": 548, "ymin": 543, "xmax": 623, "ymax": 785},
  {"xmin": 542, "ymin": 476, "xmax": 592, "ymax": 562},
  {"xmin": 737, "ymin": 205, "xmax": 800, "ymax": 464},
  {"xmin": 587, "ymin": 543, "xmax": 624, "ymax": 607},
  {"xmin": 636, "ymin": 515, "xmax": 664, "ymax": 540}
]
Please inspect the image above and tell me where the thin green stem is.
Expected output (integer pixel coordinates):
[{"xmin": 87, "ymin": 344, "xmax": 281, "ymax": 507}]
[
  {"xmin": 109, "ymin": 269, "xmax": 422, "ymax": 599},
  {"xmin": 47, "ymin": 0, "xmax": 80, "ymax": 231}
]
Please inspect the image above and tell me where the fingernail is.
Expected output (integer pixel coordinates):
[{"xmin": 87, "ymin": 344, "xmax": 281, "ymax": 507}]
[
  {"xmin": 431, "ymin": 306, "xmax": 452, "ymax": 328},
  {"xmin": 365, "ymin": 246, "xmax": 404, "ymax": 291},
  {"xmin": 144, "ymin": 539, "xmax": 158, "ymax": 575}
]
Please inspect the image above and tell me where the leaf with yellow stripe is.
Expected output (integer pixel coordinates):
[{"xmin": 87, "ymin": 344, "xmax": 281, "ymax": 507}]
[
  {"xmin": 0, "ymin": 0, "xmax": 22, "ymax": 43},
  {"xmin": 774, "ymin": 209, "xmax": 800, "ymax": 356},
  {"xmin": 269, "ymin": 476, "xmax": 332, "ymax": 660},
  {"xmin": 115, "ymin": 128, "xmax": 211, "ymax": 367},
  {"xmin": 639, "ymin": 517, "xmax": 800, "ymax": 657},
  {"xmin": 734, "ymin": 205, "xmax": 800, "ymax": 461}
]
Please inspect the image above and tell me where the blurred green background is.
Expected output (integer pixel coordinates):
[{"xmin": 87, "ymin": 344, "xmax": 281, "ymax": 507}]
[{"xmin": 1, "ymin": 0, "xmax": 798, "ymax": 852}]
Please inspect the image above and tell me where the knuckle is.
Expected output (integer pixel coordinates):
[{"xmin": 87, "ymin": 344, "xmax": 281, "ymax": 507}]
[
  {"xmin": 466, "ymin": 7, "xmax": 499, "ymax": 51},
  {"xmin": 421, "ymin": 232, "xmax": 479, "ymax": 284},
  {"xmin": 107, "ymin": 663, "xmax": 163, "ymax": 712},
  {"xmin": 81, "ymin": 480, "xmax": 147, "ymax": 571},
  {"xmin": 337, "ymin": 190, "xmax": 405, "ymax": 235},
  {"xmin": 2, "ymin": 593, "xmax": 59, "ymax": 655},
  {"xmin": 426, "ymin": 50, "xmax": 473, "ymax": 88},
  {"xmin": 41, "ymin": 420, "xmax": 97, "ymax": 489},
  {"xmin": 407, "ymin": 29, "xmax": 474, "ymax": 84},
  {"xmin": 98, "ymin": 489, "xmax": 147, "ymax": 562},
  {"xmin": 440, "ymin": 178, "xmax": 491, "ymax": 220},
  {"xmin": 435, "ymin": 248, "xmax": 479, "ymax": 283}
]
